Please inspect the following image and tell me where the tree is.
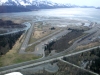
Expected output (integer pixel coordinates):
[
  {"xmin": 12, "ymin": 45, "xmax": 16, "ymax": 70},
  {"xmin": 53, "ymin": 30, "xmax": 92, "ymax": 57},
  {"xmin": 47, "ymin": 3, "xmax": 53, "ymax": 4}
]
[{"xmin": 63, "ymin": 57, "xmax": 67, "ymax": 61}]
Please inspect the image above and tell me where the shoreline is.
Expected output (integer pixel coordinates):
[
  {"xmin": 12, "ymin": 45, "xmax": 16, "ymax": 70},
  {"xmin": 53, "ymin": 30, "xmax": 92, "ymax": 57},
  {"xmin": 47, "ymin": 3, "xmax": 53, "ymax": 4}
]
[{"xmin": 0, "ymin": 22, "xmax": 31, "ymax": 36}]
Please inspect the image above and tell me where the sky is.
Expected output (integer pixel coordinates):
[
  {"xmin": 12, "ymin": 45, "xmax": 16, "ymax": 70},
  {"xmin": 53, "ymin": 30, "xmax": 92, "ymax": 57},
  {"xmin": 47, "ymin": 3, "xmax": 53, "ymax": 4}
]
[
  {"xmin": 50, "ymin": 0, "xmax": 100, "ymax": 7},
  {"xmin": 1, "ymin": 0, "xmax": 100, "ymax": 7}
]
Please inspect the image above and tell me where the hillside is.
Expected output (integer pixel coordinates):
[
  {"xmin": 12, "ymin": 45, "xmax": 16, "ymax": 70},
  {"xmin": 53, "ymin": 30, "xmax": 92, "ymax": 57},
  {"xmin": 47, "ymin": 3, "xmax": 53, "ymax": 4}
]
[
  {"xmin": 0, "ymin": 0, "xmax": 81, "ymax": 13},
  {"xmin": 0, "ymin": 6, "xmax": 31, "ymax": 13}
]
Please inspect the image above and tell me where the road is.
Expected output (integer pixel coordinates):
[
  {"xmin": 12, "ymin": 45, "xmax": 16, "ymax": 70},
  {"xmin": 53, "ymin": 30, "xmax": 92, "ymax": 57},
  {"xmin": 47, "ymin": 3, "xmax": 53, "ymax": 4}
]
[
  {"xmin": 19, "ymin": 20, "xmax": 69, "ymax": 55},
  {"xmin": 1, "ymin": 22, "xmax": 100, "ymax": 74},
  {"xmin": 33, "ymin": 22, "xmax": 100, "ymax": 56},
  {"xmin": 1, "ymin": 26, "xmax": 100, "ymax": 74},
  {"xmin": 19, "ymin": 19, "xmax": 100, "ymax": 55},
  {"xmin": 28, "ymin": 29, "xmax": 63, "ymax": 47},
  {"xmin": 0, "ymin": 46, "xmax": 99, "ymax": 74},
  {"xmin": 59, "ymin": 59, "xmax": 99, "ymax": 75},
  {"xmin": 66, "ymin": 24, "xmax": 100, "ymax": 51},
  {"xmin": 34, "ymin": 29, "xmax": 71, "ymax": 57},
  {"xmin": 19, "ymin": 22, "xmax": 34, "ymax": 53},
  {"xmin": 19, "ymin": 22, "xmax": 71, "ymax": 56}
]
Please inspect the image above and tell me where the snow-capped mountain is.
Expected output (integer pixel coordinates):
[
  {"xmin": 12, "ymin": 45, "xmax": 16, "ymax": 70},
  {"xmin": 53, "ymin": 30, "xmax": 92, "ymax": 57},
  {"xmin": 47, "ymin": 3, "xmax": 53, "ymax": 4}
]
[
  {"xmin": 0, "ymin": 0, "xmax": 77, "ymax": 13},
  {"xmin": 0, "ymin": 0, "xmax": 72, "ymax": 7}
]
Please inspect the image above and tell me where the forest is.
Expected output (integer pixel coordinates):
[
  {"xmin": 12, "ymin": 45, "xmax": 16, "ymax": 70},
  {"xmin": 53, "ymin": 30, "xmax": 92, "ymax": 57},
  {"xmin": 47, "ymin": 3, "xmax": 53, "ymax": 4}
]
[
  {"xmin": 22, "ymin": 61, "xmax": 94, "ymax": 75},
  {"xmin": 0, "ymin": 19, "xmax": 25, "ymax": 55},
  {"xmin": 0, "ymin": 31, "xmax": 24, "ymax": 55},
  {"xmin": 0, "ymin": 19, "xmax": 26, "ymax": 28},
  {"xmin": 44, "ymin": 29, "xmax": 84, "ymax": 55},
  {"xmin": 63, "ymin": 47, "xmax": 100, "ymax": 74}
]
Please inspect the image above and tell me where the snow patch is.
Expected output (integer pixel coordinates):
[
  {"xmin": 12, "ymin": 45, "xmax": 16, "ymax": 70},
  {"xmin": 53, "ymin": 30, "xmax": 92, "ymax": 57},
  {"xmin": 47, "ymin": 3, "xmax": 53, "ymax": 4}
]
[
  {"xmin": 20, "ymin": 1, "xmax": 30, "ymax": 6},
  {"xmin": 0, "ymin": 0, "xmax": 71, "ymax": 7}
]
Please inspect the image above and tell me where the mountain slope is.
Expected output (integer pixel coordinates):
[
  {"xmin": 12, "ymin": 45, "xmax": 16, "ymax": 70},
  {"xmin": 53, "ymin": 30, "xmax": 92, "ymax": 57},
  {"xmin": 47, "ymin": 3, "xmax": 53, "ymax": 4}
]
[
  {"xmin": 0, "ymin": 0, "xmax": 77, "ymax": 13},
  {"xmin": 0, "ymin": 0, "xmax": 65, "ymax": 6},
  {"xmin": 0, "ymin": 6, "xmax": 31, "ymax": 13}
]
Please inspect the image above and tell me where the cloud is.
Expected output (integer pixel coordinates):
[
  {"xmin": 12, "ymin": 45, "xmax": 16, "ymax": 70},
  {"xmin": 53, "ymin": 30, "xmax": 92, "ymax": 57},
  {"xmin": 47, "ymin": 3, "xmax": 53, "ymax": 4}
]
[{"xmin": 50, "ymin": 0, "xmax": 100, "ymax": 6}]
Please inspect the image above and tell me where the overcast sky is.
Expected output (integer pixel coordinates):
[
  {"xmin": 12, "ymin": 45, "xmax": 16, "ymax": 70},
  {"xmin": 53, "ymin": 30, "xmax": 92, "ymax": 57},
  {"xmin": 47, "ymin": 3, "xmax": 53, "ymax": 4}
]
[{"xmin": 50, "ymin": 0, "xmax": 100, "ymax": 7}]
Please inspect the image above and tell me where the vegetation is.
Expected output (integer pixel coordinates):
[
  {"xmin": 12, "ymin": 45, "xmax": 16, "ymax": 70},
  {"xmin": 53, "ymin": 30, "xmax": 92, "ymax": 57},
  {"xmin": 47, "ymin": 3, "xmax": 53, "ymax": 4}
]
[
  {"xmin": 0, "ymin": 19, "xmax": 27, "ymax": 55},
  {"xmin": 28, "ymin": 23, "xmax": 60, "ymax": 44},
  {"xmin": 26, "ymin": 61, "xmax": 94, "ymax": 75},
  {"xmin": 0, "ymin": 19, "xmax": 25, "ymax": 28},
  {"xmin": 25, "ymin": 42, "xmax": 39, "ymax": 52},
  {"xmin": 73, "ymin": 42, "xmax": 100, "ymax": 53},
  {"xmin": 44, "ymin": 29, "xmax": 84, "ymax": 55},
  {"xmin": 0, "ymin": 31, "xmax": 24, "ymax": 55},
  {"xmin": 0, "ymin": 19, "xmax": 41, "ymax": 66},
  {"xmin": 64, "ymin": 47, "xmax": 100, "ymax": 74},
  {"xmin": 77, "ymin": 31, "xmax": 97, "ymax": 43},
  {"xmin": 0, "ymin": 34, "xmax": 40, "ymax": 67}
]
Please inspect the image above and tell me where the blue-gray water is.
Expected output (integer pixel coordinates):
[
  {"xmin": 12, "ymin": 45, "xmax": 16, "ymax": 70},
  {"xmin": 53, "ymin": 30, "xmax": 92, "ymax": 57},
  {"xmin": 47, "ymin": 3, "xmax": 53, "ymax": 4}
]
[
  {"xmin": 0, "ymin": 8, "xmax": 100, "ymax": 23},
  {"xmin": 0, "ymin": 8, "xmax": 100, "ymax": 35}
]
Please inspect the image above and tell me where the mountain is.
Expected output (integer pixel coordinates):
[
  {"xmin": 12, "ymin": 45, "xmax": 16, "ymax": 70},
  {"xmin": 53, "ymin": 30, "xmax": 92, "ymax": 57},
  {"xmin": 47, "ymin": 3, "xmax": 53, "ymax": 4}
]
[
  {"xmin": 0, "ymin": 0, "xmax": 94, "ymax": 13},
  {"xmin": 0, "ymin": 0, "xmax": 71, "ymax": 7},
  {"xmin": 0, "ymin": 0, "xmax": 75, "ymax": 13},
  {"xmin": 0, "ymin": 6, "xmax": 31, "ymax": 13}
]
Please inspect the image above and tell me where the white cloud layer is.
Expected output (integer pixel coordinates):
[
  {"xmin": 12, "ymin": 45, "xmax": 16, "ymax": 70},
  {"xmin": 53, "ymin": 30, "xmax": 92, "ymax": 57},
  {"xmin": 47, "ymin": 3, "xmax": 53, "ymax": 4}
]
[
  {"xmin": 50, "ymin": 0, "xmax": 100, "ymax": 7},
  {"xmin": 1, "ymin": 0, "xmax": 100, "ymax": 6}
]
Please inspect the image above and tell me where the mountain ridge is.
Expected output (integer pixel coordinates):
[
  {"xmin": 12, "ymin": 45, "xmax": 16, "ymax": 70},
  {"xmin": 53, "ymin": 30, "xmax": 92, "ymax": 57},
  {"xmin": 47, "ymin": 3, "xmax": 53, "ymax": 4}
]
[
  {"xmin": 0, "ymin": 0, "xmax": 95, "ymax": 13},
  {"xmin": 0, "ymin": 0, "xmax": 70, "ymax": 6}
]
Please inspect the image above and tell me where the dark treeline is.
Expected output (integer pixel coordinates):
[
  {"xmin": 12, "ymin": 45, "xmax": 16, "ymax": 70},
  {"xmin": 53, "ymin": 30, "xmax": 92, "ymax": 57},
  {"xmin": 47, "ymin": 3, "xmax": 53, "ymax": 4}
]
[
  {"xmin": 44, "ymin": 41, "xmax": 55, "ymax": 53},
  {"xmin": 0, "ymin": 19, "xmax": 18, "ymax": 26},
  {"xmin": 44, "ymin": 29, "xmax": 84, "ymax": 53},
  {"xmin": 78, "ymin": 31, "xmax": 97, "ymax": 43},
  {"xmin": 31, "ymin": 61, "xmax": 93, "ymax": 75},
  {"xmin": 63, "ymin": 47, "xmax": 100, "ymax": 74},
  {"xmin": 89, "ymin": 47, "xmax": 100, "ymax": 74},
  {"xmin": 0, "ymin": 31, "xmax": 24, "ymax": 55},
  {"xmin": 0, "ymin": 19, "xmax": 26, "ymax": 28}
]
